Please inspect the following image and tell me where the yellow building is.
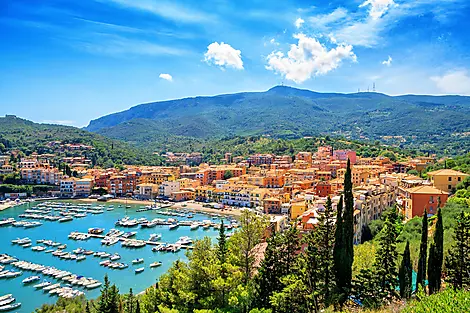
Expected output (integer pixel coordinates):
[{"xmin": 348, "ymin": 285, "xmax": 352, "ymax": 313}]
[
  {"xmin": 290, "ymin": 200, "xmax": 308, "ymax": 219},
  {"xmin": 427, "ymin": 169, "xmax": 469, "ymax": 192}
]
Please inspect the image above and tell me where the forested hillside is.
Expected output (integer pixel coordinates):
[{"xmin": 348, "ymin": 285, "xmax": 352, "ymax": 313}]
[
  {"xmin": 86, "ymin": 86, "xmax": 470, "ymax": 155},
  {"xmin": 0, "ymin": 115, "xmax": 161, "ymax": 167}
]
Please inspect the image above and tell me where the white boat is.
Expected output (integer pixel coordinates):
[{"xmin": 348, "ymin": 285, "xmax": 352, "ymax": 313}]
[
  {"xmin": 34, "ymin": 281, "xmax": 51, "ymax": 289},
  {"xmin": 22, "ymin": 275, "xmax": 41, "ymax": 284},
  {"xmin": 135, "ymin": 267, "xmax": 145, "ymax": 274},
  {"xmin": 132, "ymin": 258, "xmax": 144, "ymax": 264},
  {"xmin": 76, "ymin": 256, "xmax": 86, "ymax": 262},
  {"xmin": 0, "ymin": 303, "xmax": 21, "ymax": 311},
  {"xmin": 86, "ymin": 282, "xmax": 102, "ymax": 289},
  {"xmin": 43, "ymin": 283, "xmax": 60, "ymax": 291},
  {"xmin": 190, "ymin": 223, "xmax": 199, "ymax": 230},
  {"xmin": 0, "ymin": 296, "xmax": 12, "ymax": 303},
  {"xmin": 149, "ymin": 261, "xmax": 162, "ymax": 268},
  {"xmin": 169, "ymin": 224, "xmax": 179, "ymax": 230},
  {"xmin": 110, "ymin": 254, "xmax": 121, "ymax": 261},
  {"xmin": 176, "ymin": 236, "xmax": 193, "ymax": 245},
  {"xmin": 0, "ymin": 297, "xmax": 14, "ymax": 307}
]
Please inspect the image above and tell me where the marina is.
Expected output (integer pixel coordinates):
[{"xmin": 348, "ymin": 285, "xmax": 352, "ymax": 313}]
[{"xmin": 0, "ymin": 200, "xmax": 233, "ymax": 312}]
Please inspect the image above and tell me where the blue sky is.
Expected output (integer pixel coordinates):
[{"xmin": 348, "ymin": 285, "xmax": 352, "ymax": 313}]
[{"xmin": 1, "ymin": 0, "xmax": 470, "ymax": 127}]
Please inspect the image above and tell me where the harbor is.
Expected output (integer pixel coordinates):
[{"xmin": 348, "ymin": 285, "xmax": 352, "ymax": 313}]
[{"xmin": 0, "ymin": 200, "xmax": 230, "ymax": 312}]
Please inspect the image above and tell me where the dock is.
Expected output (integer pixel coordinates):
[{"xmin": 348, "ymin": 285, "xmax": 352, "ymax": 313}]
[{"xmin": 71, "ymin": 232, "xmax": 193, "ymax": 249}]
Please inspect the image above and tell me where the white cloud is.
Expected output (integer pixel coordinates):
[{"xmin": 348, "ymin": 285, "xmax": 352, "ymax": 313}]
[
  {"xmin": 431, "ymin": 70, "xmax": 470, "ymax": 95},
  {"xmin": 295, "ymin": 17, "xmax": 305, "ymax": 28},
  {"xmin": 382, "ymin": 55, "xmax": 392, "ymax": 66},
  {"xmin": 159, "ymin": 73, "xmax": 173, "ymax": 82},
  {"xmin": 77, "ymin": 34, "xmax": 186, "ymax": 56},
  {"xmin": 269, "ymin": 38, "xmax": 279, "ymax": 46},
  {"xmin": 204, "ymin": 42, "xmax": 244, "ymax": 70},
  {"xmin": 266, "ymin": 33, "xmax": 357, "ymax": 84},
  {"xmin": 104, "ymin": 0, "xmax": 214, "ymax": 24},
  {"xmin": 359, "ymin": 0, "xmax": 397, "ymax": 20},
  {"xmin": 309, "ymin": 8, "xmax": 348, "ymax": 28}
]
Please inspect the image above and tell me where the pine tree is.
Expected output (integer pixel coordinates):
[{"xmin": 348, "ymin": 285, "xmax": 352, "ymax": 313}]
[
  {"xmin": 254, "ymin": 227, "xmax": 300, "ymax": 309},
  {"xmin": 333, "ymin": 158, "xmax": 354, "ymax": 307},
  {"xmin": 445, "ymin": 212, "xmax": 470, "ymax": 289},
  {"xmin": 399, "ymin": 241, "xmax": 412, "ymax": 299},
  {"xmin": 254, "ymin": 234, "xmax": 282, "ymax": 309},
  {"xmin": 127, "ymin": 288, "xmax": 135, "ymax": 313},
  {"xmin": 314, "ymin": 196, "xmax": 336, "ymax": 306},
  {"xmin": 353, "ymin": 218, "xmax": 398, "ymax": 308},
  {"xmin": 98, "ymin": 274, "xmax": 111, "ymax": 313},
  {"xmin": 416, "ymin": 209, "xmax": 428, "ymax": 291},
  {"xmin": 374, "ymin": 218, "xmax": 398, "ymax": 302},
  {"xmin": 86, "ymin": 302, "xmax": 91, "ymax": 313}
]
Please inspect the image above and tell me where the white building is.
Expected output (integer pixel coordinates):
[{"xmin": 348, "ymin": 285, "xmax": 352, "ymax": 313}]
[{"xmin": 159, "ymin": 181, "xmax": 180, "ymax": 197}]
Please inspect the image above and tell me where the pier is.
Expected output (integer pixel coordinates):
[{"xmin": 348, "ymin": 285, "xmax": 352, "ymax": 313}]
[{"xmin": 71, "ymin": 232, "xmax": 194, "ymax": 249}]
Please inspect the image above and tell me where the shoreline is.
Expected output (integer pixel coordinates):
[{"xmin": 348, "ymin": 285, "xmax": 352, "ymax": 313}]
[
  {"xmin": 76, "ymin": 198, "xmax": 241, "ymax": 217},
  {"xmin": 0, "ymin": 202, "xmax": 20, "ymax": 212}
]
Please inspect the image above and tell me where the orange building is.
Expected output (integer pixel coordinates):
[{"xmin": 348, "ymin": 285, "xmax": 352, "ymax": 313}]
[
  {"xmin": 403, "ymin": 185, "xmax": 449, "ymax": 218},
  {"xmin": 314, "ymin": 181, "xmax": 332, "ymax": 197}
]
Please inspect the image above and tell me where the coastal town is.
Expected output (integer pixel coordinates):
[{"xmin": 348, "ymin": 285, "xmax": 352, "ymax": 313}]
[{"xmin": 1, "ymin": 143, "xmax": 467, "ymax": 244}]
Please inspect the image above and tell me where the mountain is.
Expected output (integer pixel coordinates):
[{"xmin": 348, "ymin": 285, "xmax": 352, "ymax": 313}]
[
  {"xmin": 0, "ymin": 115, "xmax": 161, "ymax": 167},
  {"xmin": 86, "ymin": 86, "xmax": 470, "ymax": 155}
]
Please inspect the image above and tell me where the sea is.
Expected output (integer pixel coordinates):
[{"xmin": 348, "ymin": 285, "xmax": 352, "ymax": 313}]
[{"xmin": 0, "ymin": 200, "xmax": 227, "ymax": 312}]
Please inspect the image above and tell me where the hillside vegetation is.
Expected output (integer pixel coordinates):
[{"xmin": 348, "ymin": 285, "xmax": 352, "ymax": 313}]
[
  {"xmin": 0, "ymin": 115, "xmax": 161, "ymax": 167},
  {"xmin": 86, "ymin": 86, "xmax": 470, "ymax": 155}
]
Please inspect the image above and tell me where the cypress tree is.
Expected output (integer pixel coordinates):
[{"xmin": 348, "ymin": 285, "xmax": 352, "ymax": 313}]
[
  {"xmin": 427, "ymin": 243, "xmax": 437, "ymax": 294},
  {"xmin": 135, "ymin": 300, "xmax": 140, "ymax": 313},
  {"xmin": 333, "ymin": 195, "xmax": 344, "ymax": 304},
  {"xmin": 434, "ymin": 207, "xmax": 444, "ymax": 292},
  {"xmin": 399, "ymin": 241, "xmax": 412, "ymax": 299},
  {"xmin": 218, "ymin": 220, "xmax": 227, "ymax": 265},
  {"xmin": 428, "ymin": 208, "xmax": 444, "ymax": 294},
  {"xmin": 416, "ymin": 209, "xmax": 428, "ymax": 291},
  {"xmin": 334, "ymin": 158, "xmax": 354, "ymax": 307}
]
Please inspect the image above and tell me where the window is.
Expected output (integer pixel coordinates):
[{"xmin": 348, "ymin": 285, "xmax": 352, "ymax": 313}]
[
  {"xmin": 429, "ymin": 206, "xmax": 433, "ymax": 212},
  {"xmin": 448, "ymin": 177, "xmax": 452, "ymax": 181},
  {"xmin": 430, "ymin": 196, "xmax": 434, "ymax": 202},
  {"xmin": 448, "ymin": 185, "xmax": 452, "ymax": 190},
  {"xmin": 458, "ymin": 177, "xmax": 461, "ymax": 182}
]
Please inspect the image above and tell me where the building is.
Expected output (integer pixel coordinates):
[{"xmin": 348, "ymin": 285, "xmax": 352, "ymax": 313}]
[
  {"xmin": 263, "ymin": 197, "xmax": 282, "ymax": 214},
  {"xmin": 75, "ymin": 178, "xmax": 94, "ymax": 197},
  {"xmin": 426, "ymin": 169, "xmax": 469, "ymax": 192},
  {"xmin": 159, "ymin": 181, "xmax": 180, "ymax": 198},
  {"xmin": 60, "ymin": 178, "xmax": 77, "ymax": 197},
  {"xmin": 402, "ymin": 185, "xmax": 449, "ymax": 219},
  {"xmin": 135, "ymin": 183, "xmax": 159, "ymax": 199}
]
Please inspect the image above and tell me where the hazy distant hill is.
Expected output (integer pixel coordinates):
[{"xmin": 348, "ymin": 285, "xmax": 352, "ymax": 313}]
[
  {"xmin": 0, "ymin": 115, "xmax": 161, "ymax": 167},
  {"xmin": 85, "ymin": 86, "xmax": 470, "ymax": 155}
]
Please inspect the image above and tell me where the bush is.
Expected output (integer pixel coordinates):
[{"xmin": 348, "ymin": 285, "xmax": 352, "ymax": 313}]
[{"xmin": 402, "ymin": 288, "xmax": 470, "ymax": 313}]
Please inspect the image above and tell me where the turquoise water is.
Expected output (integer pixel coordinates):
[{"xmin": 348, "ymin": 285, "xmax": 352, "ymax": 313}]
[{"xmin": 0, "ymin": 201, "xmax": 225, "ymax": 312}]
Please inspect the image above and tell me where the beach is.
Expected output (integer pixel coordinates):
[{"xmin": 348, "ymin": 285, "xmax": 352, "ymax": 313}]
[
  {"xmin": 78, "ymin": 198, "xmax": 242, "ymax": 217},
  {"xmin": 0, "ymin": 201, "xmax": 18, "ymax": 211}
]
